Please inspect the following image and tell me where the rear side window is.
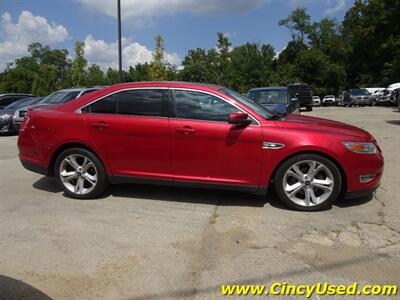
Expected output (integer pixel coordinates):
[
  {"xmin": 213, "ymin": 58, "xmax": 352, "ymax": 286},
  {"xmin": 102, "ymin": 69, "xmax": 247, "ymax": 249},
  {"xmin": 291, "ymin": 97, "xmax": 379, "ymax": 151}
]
[
  {"xmin": 173, "ymin": 90, "xmax": 238, "ymax": 122},
  {"xmin": 117, "ymin": 89, "xmax": 164, "ymax": 117},
  {"xmin": 86, "ymin": 94, "xmax": 117, "ymax": 114}
]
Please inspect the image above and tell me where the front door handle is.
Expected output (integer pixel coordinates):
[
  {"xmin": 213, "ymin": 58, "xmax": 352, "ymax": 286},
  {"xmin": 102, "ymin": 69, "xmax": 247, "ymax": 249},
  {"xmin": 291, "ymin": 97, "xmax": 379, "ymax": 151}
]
[
  {"xmin": 176, "ymin": 126, "xmax": 196, "ymax": 135},
  {"xmin": 91, "ymin": 121, "xmax": 109, "ymax": 129}
]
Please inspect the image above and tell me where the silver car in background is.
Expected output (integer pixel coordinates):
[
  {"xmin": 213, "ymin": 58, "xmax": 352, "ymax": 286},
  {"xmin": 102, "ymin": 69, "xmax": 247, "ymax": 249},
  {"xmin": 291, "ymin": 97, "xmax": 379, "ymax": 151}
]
[{"xmin": 13, "ymin": 87, "xmax": 101, "ymax": 131}]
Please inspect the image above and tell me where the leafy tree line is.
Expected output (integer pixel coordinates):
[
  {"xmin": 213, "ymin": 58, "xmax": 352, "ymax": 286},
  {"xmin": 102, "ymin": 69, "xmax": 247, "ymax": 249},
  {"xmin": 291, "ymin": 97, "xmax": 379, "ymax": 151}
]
[{"xmin": 0, "ymin": 0, "xmax": 398, "ymax": 96}]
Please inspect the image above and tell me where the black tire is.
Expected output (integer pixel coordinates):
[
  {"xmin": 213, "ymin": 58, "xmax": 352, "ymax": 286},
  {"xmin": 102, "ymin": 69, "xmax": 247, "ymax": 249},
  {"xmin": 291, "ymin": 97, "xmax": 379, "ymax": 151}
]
[
  {"xmin": 274, "ymin": 154, "xmax": 342, "ymax": 211},
  {"xmin": 306, "ymin": 105, "xmax": 313, "ymax": 111},
  {"xmin": 54, "ymin": 147, "xmax": 108, "ymax": 199}
]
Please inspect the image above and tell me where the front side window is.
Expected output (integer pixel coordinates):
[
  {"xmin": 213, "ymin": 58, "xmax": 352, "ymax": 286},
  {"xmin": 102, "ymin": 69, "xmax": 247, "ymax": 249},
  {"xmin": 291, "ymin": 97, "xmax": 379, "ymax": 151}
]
[
  {"xmin": 117, "ymin": 89, "xmax": 164, "ymax": 117},
  {"xmin": 86, "ymin": 94, "xmax": 117, "ymax": 114},
  {"xmin": 173, "ymin": 90, "xmax": 238, "ymax": 122}
]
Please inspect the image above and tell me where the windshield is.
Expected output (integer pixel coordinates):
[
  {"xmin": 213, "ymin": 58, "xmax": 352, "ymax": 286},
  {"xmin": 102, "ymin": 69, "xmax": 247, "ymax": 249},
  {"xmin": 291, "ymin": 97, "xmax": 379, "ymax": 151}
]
[
  {"xmin": 221, "ymin": 88, "xmax": 273, "ymax": 119},
  {"xmin": 40, "ymin": 90, "xmax": 80, "ymax": 104},
  {"xmin": 4, "ymin": 97, "xmax": 40, "ymax": 109},
  {"xmin": 247, "ymin": 90, "xmax": 288, "ymax": 105},
  {"xmin": 350, "ymin": 89, "xmax": 369, "ymax": 96}
]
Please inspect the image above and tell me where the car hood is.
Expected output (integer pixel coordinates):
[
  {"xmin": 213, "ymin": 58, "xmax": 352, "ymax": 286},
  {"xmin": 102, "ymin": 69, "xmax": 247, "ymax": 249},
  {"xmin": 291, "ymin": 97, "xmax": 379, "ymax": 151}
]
[{"xmin": 277, "ymin": 114, "xmax": 372, "ymax": 140}]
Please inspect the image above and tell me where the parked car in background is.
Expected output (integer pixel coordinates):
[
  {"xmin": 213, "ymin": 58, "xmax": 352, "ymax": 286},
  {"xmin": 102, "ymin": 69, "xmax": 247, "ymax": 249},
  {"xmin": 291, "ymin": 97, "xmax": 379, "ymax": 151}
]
[
  {"xmin": 0, "ymin": 93, "xmax": 33, "ymax": 109},
  {"xmin": 13, "ymin": 87, "xmax": 101, "ymax": 131},
  {"xmin": 382, "ymin": 83, "xmax": 400, "ymax": 105},
  {"xmin": 18, "ymin": 81, "xmax": 383, "ymax": 211},
  {"xmin": 392, "ymin": 88, "xmax": 400, "ymax": 106},
  {"xmin": 322, "ymin": 95, "xmax": 336, "ymax": 106},
  {"xmin": 287, "ymin": 83, "xmax": 313, "ymax": 111},
  {"xmin": 312, "ymin": 96, "xmax": 321, "ymax": 106},
  {"xmin": 246, "ymin": 87, "xmax": 299, "ymax": 114},
  {"xmin": 370, "ymin": 89, "xmax": 385, "ymax": 105},
  {"xmin": 0, "ymin": 97, "xmax": 42, "ymax": 134},
  {"xmin": 343, "ymin": 88, "xmax": 373, "ymax": 107}
]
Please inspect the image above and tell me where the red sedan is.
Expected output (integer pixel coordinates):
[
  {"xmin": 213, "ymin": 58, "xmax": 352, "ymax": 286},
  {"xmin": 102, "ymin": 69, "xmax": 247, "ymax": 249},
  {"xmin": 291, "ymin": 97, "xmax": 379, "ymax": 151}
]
[{"xmin": 18, "ymin": 82, "xmax": 384, "ymax": 211}]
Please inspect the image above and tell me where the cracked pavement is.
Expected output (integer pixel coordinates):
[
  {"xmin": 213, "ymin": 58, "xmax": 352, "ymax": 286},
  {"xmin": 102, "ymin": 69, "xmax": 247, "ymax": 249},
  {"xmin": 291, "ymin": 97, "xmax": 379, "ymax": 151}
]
[{"xmin": 0, "ymin": 106, "xmax": 399, "ymax": 299}]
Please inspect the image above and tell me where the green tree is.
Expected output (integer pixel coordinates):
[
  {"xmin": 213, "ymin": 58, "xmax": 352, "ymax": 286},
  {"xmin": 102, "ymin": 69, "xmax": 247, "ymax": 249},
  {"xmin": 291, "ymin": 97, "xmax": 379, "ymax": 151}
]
[
  {"xmin": 71, "ymin": 41, "xmax": 87, "ymax": 87},
  {"xmin": 149, "ymin": 35, "xmax": 167, "ymax": 80},
  {"xmin": 178, "ymin": 48, "xmax": 216, "ymax": 83},
  {"xmin": 106, "ymin": 68, "xmax": 119, "ymax": 85},
  {"xmin": 31, "ymin": 64, "xmax": 59, "ymax": 96},
  {"xmin": 86, "ymin": 64, "xmax": 105, "ymax": 86},
  {"xmin": 129, "ymin": 63, "xmax": 151, "ymax": 81},
  {"xmin": 279, "ymin": 7, "xmax": 311, "ymax": 44},
  {"xmin": 342, "ymin": 0, "xmax": 400, "ymax": 86}
]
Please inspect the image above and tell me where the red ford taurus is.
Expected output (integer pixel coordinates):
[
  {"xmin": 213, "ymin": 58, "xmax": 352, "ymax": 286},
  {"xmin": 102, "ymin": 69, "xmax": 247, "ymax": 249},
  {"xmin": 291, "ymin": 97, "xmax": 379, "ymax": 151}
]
[{"xmin": 18, "ymin": 82, "xmax": 384, "ymax": 211}]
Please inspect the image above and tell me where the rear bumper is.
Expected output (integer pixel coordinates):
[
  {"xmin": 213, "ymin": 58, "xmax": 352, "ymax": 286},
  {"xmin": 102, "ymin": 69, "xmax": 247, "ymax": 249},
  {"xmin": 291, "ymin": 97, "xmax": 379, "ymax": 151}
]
[{"xmin": 20, "ymin": 159, "xmax": 49, "ymax": 176}]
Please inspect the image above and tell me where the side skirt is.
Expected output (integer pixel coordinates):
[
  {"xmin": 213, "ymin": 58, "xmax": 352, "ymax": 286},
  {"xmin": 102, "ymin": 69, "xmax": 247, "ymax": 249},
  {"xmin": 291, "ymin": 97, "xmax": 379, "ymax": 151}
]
[{"xmin": 109, "ymin": 175, "xmax": 267, "ymax": 195}]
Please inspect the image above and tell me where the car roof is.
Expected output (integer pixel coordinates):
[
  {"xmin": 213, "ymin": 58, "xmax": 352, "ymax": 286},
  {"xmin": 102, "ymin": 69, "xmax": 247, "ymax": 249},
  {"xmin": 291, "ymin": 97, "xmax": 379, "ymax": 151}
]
[
  {"xmin": 109, "ymin": 81, "xmax": 224, "ymax": 91},
  {"xmin": 248, "ymin": 86, "xmax": 287, "ymax": 91}
]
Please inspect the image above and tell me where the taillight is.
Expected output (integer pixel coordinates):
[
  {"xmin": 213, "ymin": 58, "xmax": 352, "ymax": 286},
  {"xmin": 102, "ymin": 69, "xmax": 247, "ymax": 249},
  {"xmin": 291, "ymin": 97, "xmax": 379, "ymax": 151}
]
[{"xmin": 20, "ymin": 114, "xmax": 30, "ymax": 132}]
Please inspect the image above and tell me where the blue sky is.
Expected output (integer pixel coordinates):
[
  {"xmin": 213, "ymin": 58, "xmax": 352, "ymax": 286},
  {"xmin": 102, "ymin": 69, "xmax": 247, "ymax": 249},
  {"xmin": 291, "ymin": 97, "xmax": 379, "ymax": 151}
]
[{"xmin": 0, "ymin": 0, "xmax": 351, "ymax": 70}]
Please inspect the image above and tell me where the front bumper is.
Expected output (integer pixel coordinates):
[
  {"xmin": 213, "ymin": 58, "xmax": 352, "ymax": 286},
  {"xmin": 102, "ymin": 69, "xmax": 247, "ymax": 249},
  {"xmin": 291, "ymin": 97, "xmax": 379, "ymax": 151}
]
[
  {"xmin": 0, "ymin": 119, "xmax": 17, "ymax": 133},
  {"xmin": 343, "ymin": 151, "xmax": 384, "ymax": 194}
]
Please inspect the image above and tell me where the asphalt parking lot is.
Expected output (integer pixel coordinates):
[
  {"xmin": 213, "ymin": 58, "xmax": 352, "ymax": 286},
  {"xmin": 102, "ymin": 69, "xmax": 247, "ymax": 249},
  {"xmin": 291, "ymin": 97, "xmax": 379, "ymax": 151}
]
[{"xmin": 0, "ymin": 106, "xmax": 399, "ymax": 299}]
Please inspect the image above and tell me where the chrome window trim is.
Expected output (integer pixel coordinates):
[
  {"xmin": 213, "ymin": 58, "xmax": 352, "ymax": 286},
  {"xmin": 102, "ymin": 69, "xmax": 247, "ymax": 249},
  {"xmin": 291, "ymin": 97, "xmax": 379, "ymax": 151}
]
[{"xmin": 75, "ymin": 86, "xmax": 260, "ymax": 125}]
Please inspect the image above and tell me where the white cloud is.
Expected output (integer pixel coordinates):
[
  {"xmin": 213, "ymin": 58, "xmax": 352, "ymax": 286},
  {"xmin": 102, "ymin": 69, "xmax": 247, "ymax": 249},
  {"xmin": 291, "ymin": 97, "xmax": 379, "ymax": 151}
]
[
  {"xmin": 325, "ymin": 0, "xmax": 347, "ymax": 15},
  {"xmin": 287, "ymin": 0, "xmax": 315, "ymax": 7},
  {"xmin": 83, "ymin": 35, "xmax": 180, "ymax": 71},
  {"xmin": 0, "ymin": 11, "xmax": 69, "ymax": 70},
  {"xmin": 76, "ymin": 0, "xmax": 267, "ymax": 25}
]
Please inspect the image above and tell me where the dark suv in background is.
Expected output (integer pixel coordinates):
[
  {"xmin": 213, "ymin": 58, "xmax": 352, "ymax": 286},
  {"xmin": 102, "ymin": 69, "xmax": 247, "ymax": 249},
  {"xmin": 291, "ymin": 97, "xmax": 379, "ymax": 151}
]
[{"xmin": 287, "ymin": 83, "xmax": 313, "ymax": 111}]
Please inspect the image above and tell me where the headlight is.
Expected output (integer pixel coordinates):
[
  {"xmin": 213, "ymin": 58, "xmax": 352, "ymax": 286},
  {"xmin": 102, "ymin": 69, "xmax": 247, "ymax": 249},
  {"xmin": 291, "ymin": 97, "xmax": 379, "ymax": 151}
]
[
  {"xmin": 0, "ymin": 114, "xmax": 12, "ymax": 120},
  {"xmin": 342, "ymin": 142, "xmax": 377, "ymax": 154}
]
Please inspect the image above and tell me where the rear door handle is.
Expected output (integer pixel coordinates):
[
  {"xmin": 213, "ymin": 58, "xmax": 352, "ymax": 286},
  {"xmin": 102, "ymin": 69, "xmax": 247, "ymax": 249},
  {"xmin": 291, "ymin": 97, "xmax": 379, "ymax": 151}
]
[
  {"xmin": 176, "ymin": 126, "xmax": 196, "ymax": 135},
  {"xmin": 91, "ymin": 121, "xmax": 109, "ymax": 129}
]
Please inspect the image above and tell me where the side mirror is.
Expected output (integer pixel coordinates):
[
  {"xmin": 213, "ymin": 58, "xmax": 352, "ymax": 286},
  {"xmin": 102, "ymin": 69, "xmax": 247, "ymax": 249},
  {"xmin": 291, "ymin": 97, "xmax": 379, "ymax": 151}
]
[{"xmin": 228, "ymin": 112, "xmax": 252, "ymax": 126}]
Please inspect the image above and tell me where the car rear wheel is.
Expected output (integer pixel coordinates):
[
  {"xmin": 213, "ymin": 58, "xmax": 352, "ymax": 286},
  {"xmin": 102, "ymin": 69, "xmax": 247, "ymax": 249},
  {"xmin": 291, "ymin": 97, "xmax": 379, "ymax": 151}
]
[
  {"xmin": 274, "ymin": 154, "xmax": 342, "ymax": 211},
  {"xmin": 54, "ymin": 148, "xmax": 108, "ymax": 199}
]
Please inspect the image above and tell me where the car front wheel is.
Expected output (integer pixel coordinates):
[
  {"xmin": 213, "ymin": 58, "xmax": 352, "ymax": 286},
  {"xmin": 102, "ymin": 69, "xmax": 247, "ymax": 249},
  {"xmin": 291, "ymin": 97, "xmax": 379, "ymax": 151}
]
[
  {"xmin": 274, "ymin": 154, "xmax": 342, "ymax": 211},
  {"xmin": 54, "ymin": 148, "xmax": 108, "ymax": 199}
]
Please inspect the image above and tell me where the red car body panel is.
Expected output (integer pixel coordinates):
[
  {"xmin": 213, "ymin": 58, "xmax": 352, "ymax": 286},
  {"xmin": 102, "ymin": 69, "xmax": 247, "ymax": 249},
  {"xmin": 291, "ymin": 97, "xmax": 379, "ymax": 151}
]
[{"xmin": 18, "ymin": 82, "xmax": 384, "ymax": 197}]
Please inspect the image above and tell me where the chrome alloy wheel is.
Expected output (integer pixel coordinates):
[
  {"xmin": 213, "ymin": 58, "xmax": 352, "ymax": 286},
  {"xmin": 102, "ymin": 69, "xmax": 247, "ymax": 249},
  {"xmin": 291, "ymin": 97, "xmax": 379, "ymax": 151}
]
[
  {"xmin": 59, "ymin": 154, "xmax": 98, "ymax": 195},
  {"xmin": 283, "ymin": 160, "xmax": 334, "ymax": 207}
]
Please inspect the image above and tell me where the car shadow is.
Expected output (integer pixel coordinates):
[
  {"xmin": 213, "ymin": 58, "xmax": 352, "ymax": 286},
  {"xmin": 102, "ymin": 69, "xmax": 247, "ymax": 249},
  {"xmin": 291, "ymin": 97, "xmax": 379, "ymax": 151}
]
[
  {"xmin": 385, "ymin": 120, "xmax": 400, "ymax": 126},
  {"xmin": 32, "ymin": 176, "xmax": 267, "ymax": 208},
  {"xmin": 32, "ymin": 177, "xmax": 374, "ymax": 209},
  {"xmin": 0, "ymin": 274, "xmax": 52, "ymax": 300}
]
